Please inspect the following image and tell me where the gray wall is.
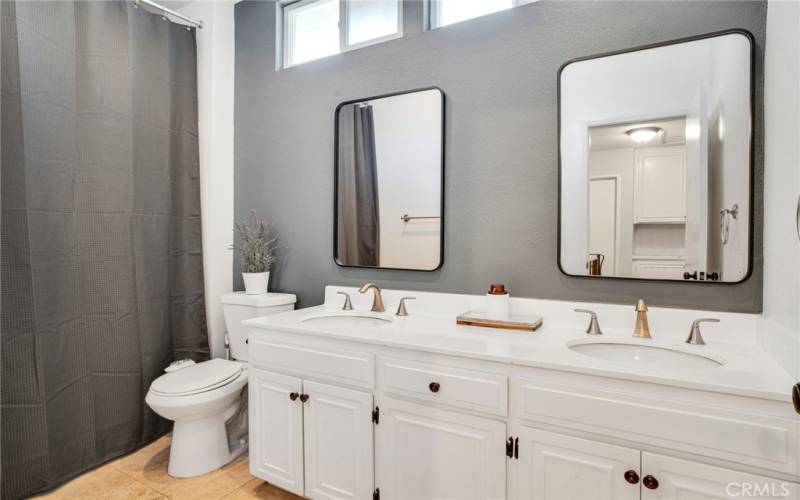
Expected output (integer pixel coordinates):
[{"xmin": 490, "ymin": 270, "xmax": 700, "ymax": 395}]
[{"xmin": 234, "ymin": 0, "xmax": 765, "ymax": 311}]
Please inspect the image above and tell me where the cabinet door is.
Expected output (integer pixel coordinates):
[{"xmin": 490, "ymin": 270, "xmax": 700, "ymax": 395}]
[
  {"xmin": 509, "ymin": 427, "xmax": 640, "ymax": 500},
  {"xmin": 375, "ymin": 397, "xmax": 506, "ymax": 500},
  {"xmin": 303, "ymin": 381, "xmax": 374, "ymax": 500},
  {"xmin": 249, "ymin": 369, "xmax": 304, "ymax": 496},
  {"xmin": 635, "ymin": 146, "xmax": 687, "ymax": 223},
  {"xmin": 641, "ymin": 453, "xmax": 799, "ymax": 499}
]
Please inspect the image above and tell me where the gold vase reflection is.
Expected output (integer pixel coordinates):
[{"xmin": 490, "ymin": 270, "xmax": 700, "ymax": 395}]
[{"xmin": 586, "ymin": 253, "xmax": 605, "ymax": 276}]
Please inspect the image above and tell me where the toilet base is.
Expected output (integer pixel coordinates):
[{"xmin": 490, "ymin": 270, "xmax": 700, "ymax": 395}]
[{"xmin": 168, "ymin": 408, "xmax": 240, "ymax": 478}]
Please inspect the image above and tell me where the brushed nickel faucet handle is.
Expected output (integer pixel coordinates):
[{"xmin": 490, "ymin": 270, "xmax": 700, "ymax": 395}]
[
  {"xmin": 686, "ymin": 318, "xmax": 719, "ymax": 345},
  {"xmin": 337, "ymin": 291, "xmax": 353, "ymax": 311},
  {"xmin": 574, "ymin": 309, "xmax": 602, "ymax": 335},
  {"xmin": 396, "ymin": 297, "xmax": 416, "ymax": 316},
  {"xmin": 358, "ymin": 282, "xmax": 385, "ymax": 312}
]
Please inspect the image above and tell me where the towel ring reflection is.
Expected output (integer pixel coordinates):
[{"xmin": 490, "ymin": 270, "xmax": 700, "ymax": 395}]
[
  {"xmin": 720, "ymin": 203, "xmax": 739, "ymax": 245},
  {"xmin": 796, "ymin": 194, "xmax": 800, "ymax": 243},
  {"xmin": 401, "ymin": 214, "xmax": 440, "ymax": 222}
]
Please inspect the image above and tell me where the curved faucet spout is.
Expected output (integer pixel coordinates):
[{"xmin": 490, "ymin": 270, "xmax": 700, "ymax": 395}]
[{"xmin": 358, "ymin": 283, "xmax": 385, "ymax": 312}]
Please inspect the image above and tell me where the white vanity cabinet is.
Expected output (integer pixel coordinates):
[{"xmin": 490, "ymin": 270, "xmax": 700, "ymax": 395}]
[
  {"xmin": 375, "ymin": 397, "xmax": 507, "ymax": 500},
  {"xmin": 509, "ymin": 427, "xmax": 798, "ymax": 500},
  {"xmin": 247, "ymin": 325, "xmax": 799, "ymax": 500},
  {"xmin": 509, "ymin": 427, "xmax": 641, "ymax": 500},
  {"xmin": 640, "ymin": 453, "xmax": 799, "ymax": 500},
  {"xmin": 249, "ymin": 368, "xmax": 305, "ymax": 495},
  {"xmin": 249, "ymin": 367, "xmax": 374, "ymax": 499}
]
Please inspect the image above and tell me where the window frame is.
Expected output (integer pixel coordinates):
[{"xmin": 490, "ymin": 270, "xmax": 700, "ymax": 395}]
[
  {"xmin": 282, "ymin": 0, "xmax": 340, "ymax": 69},
  {"xmin": 280, "ymin": 0, "xmax": 404, "ymax": 70},
  {"xmin": 427, "ymin": 0, "xmax": 533, "ymax": 31},
  {"xmin": 341, "ymin": 0, "xmax": 403, "ymax": 52}
]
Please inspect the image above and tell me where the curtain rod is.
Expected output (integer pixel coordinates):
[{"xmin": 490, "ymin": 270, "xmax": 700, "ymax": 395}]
[{"xmin": 133, "ymin": 0, "xmax": 203, "ymax": 29}]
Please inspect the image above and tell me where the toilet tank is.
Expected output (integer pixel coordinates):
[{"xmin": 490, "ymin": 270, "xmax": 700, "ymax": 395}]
[{"xmin": 221, "ymin": 292, "xmax": 296, "ymax": 361}]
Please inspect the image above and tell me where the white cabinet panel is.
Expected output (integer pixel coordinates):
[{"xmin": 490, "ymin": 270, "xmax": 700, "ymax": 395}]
[
  {"xmin": 378, "ymin": 356, "xmax": 508, "ymax": 416},
  {"xmin": 249, "ymin": 369, "xmax": 304, "ymax": 496},
  {"xmin": 509, "ymin": 427, "xmax": 640, "ymax": 500},
  {"xmin": 375, "ymin": 397, "xmax": 506, "ymax": 500},
  {"xmin": 249, "ymin": 338, "xmax": 375, "ymax": 389},
  {"xmin": 516, "ymin": 377, "xmax": 797, "ymax": 474},
  {"xmin": 641, "ymin": 453, "xmax": 799, "ymax": 499},
  {"xmin": 303, "ymin": 381, "xmax": 374, "ymax": 500},
  {"xmin": 635, "ymin": 146, "xmax": 687, "ymax": 223}
]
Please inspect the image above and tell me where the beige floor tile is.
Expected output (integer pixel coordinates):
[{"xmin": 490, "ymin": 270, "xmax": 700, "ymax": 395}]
[
  {"xmin": 33, "ymin": 465, "xmax": 164, "ymax": 500},
  {"xmin": 111, "ymin": 435, "xmax": 173, "ymax": 474},
  {"xmin": 222, "ymin": 479, "xmax": 303, "ymax": 500},
  {"xmin": 221, "ymin": 456, "xmax": 255, "ymax": 485},
  {"xmin": 114, "ymin": 438, "xmax": 254, "ymax": 500},
  {"xmin": 33, "ymin": 435, "xmax": 272, "ymax": 500}
]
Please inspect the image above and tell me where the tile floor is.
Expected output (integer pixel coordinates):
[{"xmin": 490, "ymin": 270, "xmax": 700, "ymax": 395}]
[{"xmin": 34, "ymin": 435, "xmax": 302, "ymax": 500}]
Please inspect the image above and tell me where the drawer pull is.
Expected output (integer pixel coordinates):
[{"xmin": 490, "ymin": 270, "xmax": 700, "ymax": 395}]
[
  {"xmin": 289, "ymin": 392, "xmax": 299, "ymax": 401},
  {"xmin": 299, "ymin": 394, "xmax": 309, "ymax": 403},
  {"xmin": 429, "ymin": 382, "xmax": 440, "ymax": 393},
  {"xmin": 643, "ymin": 475, "xmax": 659, "ymax": 490},
  {"xmin": 624, "ymin": 470, "xmax": 640, "ymax": 484}
]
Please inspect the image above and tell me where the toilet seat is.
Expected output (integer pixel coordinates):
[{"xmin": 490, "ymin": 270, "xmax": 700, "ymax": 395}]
[{"xmin": 150, "ymin": 358, "xmax": 244, "ymax": 397}]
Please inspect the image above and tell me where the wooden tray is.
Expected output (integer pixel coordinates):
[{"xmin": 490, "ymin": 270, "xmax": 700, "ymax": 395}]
[{"xmin": 456, "ymin": 311, "xmax": 542, "ymax": 332}]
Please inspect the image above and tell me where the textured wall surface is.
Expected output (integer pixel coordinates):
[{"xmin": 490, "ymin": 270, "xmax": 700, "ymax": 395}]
[{"xmin": 234, "ymin": 0, "xmax": 766, "ymax": 311}]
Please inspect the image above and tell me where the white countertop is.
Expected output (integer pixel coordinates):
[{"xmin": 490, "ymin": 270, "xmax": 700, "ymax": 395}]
[{"xmin": 245, "ymin": 301, "xmax": 796, "ymax": 404}]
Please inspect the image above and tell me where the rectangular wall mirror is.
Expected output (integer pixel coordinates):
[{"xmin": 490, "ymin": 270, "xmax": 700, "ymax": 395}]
[
  {"xmin": 559, "ymin": 31, "xmax": 753, "ymax": 283},
  {"xmin": 335, "ymin": 87, "xmax": 444, "ymax": 271}
]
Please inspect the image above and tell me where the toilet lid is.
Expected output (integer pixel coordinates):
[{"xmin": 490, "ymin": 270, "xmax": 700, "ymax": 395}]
[{"xmin": 150, "ymin": 359, "xmax": 244, "ymax": 396}]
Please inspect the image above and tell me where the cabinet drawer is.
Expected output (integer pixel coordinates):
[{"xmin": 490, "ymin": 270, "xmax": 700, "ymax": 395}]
[
  {"xmin": 515, "ymin": 377, "xmax": 798, "ymax": 475},
  {"xmin": 249, "ymin": 338, "xmax": 374, "ymax": 389},
  {"xmin": 378, "ymin": 357, "xmax": 507, "ymax": 416}
]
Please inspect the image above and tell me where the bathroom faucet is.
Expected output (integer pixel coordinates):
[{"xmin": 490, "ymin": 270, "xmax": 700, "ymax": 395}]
[
  {"xmin": 358, "ymin": 283, "xmax": 385, "ymax": 312},
  {"xmin": 574, "ymin": 309, "xmax": 602, "ymax": 335},
  {"xmin": 337, "ymin": 291, "xmax": 353, "ymax": 311},
  {"xmin": 396, "ymin": 297, "xmax": 416, "ymax": 316},
  {"xmin": 686, "ymin": 318, "xmax": 719, "ymax": 345},
  {"xmin": 632, "ymin": 299, "xmax": 651, "ymax": 338}
]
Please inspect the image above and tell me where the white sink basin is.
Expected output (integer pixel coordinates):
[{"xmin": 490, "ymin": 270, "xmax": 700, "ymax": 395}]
[
  {"xmin": 302, "ymin": 313, "xmax": 392, "ymax": 328},
  {"xmin": 567, "ymin": 339, "xmax": 724, "ymax": 369}
]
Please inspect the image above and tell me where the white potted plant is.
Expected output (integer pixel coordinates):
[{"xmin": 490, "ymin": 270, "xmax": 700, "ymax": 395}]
[{"xmin": 234, "ymin": 210, "xmax": 276, "ymax": 295}]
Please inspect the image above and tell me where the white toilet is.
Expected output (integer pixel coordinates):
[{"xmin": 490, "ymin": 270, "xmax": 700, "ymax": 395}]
[{"xmin": 146, "ymin": 292, "xmax": 296, "ymax": 478}]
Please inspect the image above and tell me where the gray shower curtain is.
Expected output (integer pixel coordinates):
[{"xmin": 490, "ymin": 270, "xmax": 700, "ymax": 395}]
[
  {"xmin": 337, "ymin": 103, "xmax": 380, "ymax": 266},
  {"xmin": 1, "ymin": 2, "xmax": 208, "ymax": 498}
]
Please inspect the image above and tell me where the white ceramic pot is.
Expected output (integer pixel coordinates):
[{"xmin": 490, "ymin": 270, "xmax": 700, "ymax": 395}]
[{"xmin": 242, "ymin": 272, "xmax": 269, "ymax": 295}]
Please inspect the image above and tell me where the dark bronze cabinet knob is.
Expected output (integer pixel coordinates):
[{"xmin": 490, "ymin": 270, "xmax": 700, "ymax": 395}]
[
  {"xmin": 684, "ymin": 271, "xmax": 698, "ymax": 280},
  {"xmin": 643, "ymin": 475, "xmax": 659, "ymax": 490},
  {"xmin": 792, "ymin": 384, "xmax": 800, "ymax": 415},
  {"xmin": 299, "ymin": 393, "xmax": 309, "ymax": 403},
  {"xmin": 429, "ymin": 382, "xmax": 440, "ymax": 393},
  {"xmin": 624, "ymin": 470, "xmax": 640, "ymax": 484},
  {"xmin": 289, "ymin": 392, "xmax": 299, "ymax": 401}
]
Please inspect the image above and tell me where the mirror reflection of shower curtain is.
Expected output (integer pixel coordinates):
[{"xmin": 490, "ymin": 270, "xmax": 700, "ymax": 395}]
[{"xmin": 337, "ymin": 104, "xmax": 380, "ymax": 266}]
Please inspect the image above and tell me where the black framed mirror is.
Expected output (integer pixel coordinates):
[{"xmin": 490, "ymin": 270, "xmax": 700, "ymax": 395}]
[
  {"xmin": 334, "ymin": 87, "xmax": 445, "ymax": 271},
  {"xmin": 558, "ymin": 30, "xmax": 754, "ymax": 283}
]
